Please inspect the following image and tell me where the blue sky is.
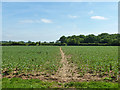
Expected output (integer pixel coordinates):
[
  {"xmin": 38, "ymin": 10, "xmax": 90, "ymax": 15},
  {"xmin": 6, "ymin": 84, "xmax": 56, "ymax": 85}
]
[{"xmin": 2, "ymin": 2, "xmax": 118, "ymax": 42}]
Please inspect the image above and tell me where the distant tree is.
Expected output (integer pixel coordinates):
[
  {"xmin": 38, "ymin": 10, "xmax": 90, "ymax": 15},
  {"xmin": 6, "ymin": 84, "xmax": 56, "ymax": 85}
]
[
  {"xmin": 84, "ymin": 34, "xmax": 96, "ymax": 43},
  {"xmin": 98, "ymin": 33, "xmax": 109, "ymax": 39},
  {"xmin": 100, "ymin": 37, "xmax": 111, "ymax": 43},
  {"xmin": 43, "ymin": 41, "xmax": 47, "ymax": 43},
  {"xmin": 50, "ymin": 42, "xmax": 54, "ymax": 44},
  {"xmin": 111, "ymin": 39, "xmax": 119, "ymax": 46},
  {"xmin": 55, "ymin": 40, "xmax": 60, "ymax": 43},
  {"xmin": 79, "ymin": 35, "xmax": 85, "ymax": 38},
  {"xmin": 59, "ymin": 36, "xmax": 66, "ymax": 43},
  {"xmin": 39, "ymin": 41, "xmax": 41, "ymax": 45},
  {"xmin": 27, "ymin": 40, "xmax": 32, "ymax": 43},
  {"xmin": 18, "ymin": 41, "xmax": 25, "ymax": 45}
]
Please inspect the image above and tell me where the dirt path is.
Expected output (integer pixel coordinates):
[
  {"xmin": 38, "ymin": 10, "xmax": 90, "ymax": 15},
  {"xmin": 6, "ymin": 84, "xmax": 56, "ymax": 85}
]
[{"xmin": 54, "ymin": 47, "xmax": 81, "ymax": 82}]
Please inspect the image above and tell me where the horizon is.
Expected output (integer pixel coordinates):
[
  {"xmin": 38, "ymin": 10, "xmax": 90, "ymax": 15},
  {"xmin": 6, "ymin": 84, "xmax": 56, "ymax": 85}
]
[
  {"xmin": 2, "ymin": 2, "xmax": 118, "ymax": 42},
  {"xmin": 1, "ymin": 32, "xmax": 119, "ymax": 42}
]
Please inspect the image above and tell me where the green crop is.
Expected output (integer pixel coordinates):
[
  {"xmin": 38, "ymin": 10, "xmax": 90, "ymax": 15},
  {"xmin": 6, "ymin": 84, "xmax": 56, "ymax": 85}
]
[
  {"xmin": 2, "ymin": 46, "xmax": 61, "ymax": 75},
  {"xmin": 62, "ymin": 46, "xmax": 118, "ymax": 81},
  {"xmin": 2, "ymin": 46, "xmax": 119, "ymax": 81}
]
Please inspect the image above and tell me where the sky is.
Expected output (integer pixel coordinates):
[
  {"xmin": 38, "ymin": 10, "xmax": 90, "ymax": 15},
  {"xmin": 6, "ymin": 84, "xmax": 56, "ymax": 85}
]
[{"xmin": 2, "ymin": 2, "xmax": 118, "ymax": 42}]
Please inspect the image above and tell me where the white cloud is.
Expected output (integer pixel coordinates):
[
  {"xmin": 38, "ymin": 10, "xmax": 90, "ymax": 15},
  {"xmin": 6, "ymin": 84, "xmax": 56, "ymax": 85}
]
[
  {"xmin": 19, "ymin": 19, "xmax": 52, "ymax": 24},
  {"xmin": 91, "ymin": 16, "xmax": 108, "ymax": 20},
  {"xmin": 89, "ymin": 10, "xmax": 94, "ymax": 14},
  {"xmin": 41, "ymin": 19, "xmax": 52, "ymax": 23},
  {"xmin": 68, "ymin": 15, "xmax": 78, "ymax": 18}
]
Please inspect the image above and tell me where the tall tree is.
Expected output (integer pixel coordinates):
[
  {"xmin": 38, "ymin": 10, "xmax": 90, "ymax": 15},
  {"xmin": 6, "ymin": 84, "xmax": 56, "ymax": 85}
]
[{"xmin": 59, "ymin": 36, "xmax": 66, "ymax": 43}]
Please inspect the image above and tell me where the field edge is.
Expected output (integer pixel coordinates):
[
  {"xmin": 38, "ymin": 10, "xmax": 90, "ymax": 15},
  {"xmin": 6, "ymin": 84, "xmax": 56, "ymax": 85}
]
[{"xmin": 2, "ymin": 77, "xmax": 119, "ymax": 88}]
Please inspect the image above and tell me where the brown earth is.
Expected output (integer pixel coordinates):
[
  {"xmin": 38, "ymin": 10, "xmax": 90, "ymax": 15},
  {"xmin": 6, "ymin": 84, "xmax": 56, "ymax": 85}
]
[
  {"xmin": 51, "ymin": 47, "xmax": 82, "ymax": 82},
  {"xmin": 2, "ymin": 47, "xmax": 113, "ymax": 82}
]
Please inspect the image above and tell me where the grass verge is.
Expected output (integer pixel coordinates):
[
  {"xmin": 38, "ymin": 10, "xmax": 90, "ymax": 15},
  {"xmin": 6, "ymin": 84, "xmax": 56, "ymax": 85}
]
[
  {"xmin": 2, "ymin": 78, "xmax": 119, "ymax": 88},
  {"xmin": 64, "ymin": 81, "xmax": 118, "ymax": 88},
  {"xmin": 2, "ymin": 78, "xmax": 52, "ymax": 88}
]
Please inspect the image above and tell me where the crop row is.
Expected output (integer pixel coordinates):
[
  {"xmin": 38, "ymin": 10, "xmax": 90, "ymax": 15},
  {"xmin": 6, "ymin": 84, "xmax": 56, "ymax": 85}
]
[
  {"xmin": 62, "ymin": 46, "xmax": 118, "ymax": 81},
  {"xmin": 2, "ymin": 46, "xmax": 61, "ymax": 75}
]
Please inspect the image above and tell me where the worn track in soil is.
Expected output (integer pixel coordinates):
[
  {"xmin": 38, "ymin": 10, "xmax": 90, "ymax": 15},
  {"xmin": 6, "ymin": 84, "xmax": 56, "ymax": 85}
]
[{"xmin": 52, "ymin": 47, "xmax": 81, "ymax": 82}]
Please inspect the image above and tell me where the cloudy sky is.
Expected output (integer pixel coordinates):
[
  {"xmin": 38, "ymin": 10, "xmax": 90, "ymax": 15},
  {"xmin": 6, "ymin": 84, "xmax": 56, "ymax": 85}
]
[{"xmin": 2, "ymin": 2, "xmax": 118, "ymax": 42}]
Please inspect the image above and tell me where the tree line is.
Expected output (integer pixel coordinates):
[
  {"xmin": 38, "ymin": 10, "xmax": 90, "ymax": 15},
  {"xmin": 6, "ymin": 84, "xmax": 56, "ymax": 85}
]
[
  {"xmin": 59, "ymin": 33, "xmax": 120, "ymax": 46},
  {"xmin": 1, "ymin": 33, "xmax": 120, "ymax": 46}
]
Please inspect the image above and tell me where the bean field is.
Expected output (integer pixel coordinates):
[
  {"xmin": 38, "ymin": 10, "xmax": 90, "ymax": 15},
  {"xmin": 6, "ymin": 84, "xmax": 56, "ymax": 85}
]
[
  {"xmin": 62, "ymin": 46, "xmax": 118, "ymax": 81},
  {"xmin": 2, "ymin": 46, "xmax": 61, "ymax": 75},
  {"xmin": 2, "ymin": 46, "xmax": 119, "ymax": 88}
]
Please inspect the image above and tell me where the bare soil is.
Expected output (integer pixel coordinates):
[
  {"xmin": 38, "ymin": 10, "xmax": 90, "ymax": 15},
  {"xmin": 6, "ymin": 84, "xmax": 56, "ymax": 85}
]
[{"xmin": 51, "ymin": 47, "xmax": 82, "ymax": 82}]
